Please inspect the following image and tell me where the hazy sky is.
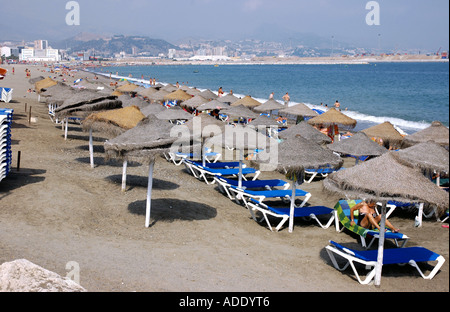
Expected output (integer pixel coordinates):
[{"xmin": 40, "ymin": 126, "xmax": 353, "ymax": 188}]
[{"xmin": 1, "ymin": 0, "xmax": 448, "ymax": 51}]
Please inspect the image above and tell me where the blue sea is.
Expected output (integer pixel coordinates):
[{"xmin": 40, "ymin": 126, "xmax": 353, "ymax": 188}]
[{"xmin": 93, "ymin": 62, "xmax": 449, "ymax": 135}]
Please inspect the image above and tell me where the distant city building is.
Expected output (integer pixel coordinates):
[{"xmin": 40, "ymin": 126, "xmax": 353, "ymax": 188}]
[
  {"xmin": 34, "ymin": 40, "xmax": 48, "ymax": 50},
  {"xmin": 19, "ymin": 48, "xmax": 61, "ymax": 62},
  {"xmin": 1, "ymin": 47, "xmax": 11, "ymax": 57},
  {"xmin": 168, "ymin": 49, "xmax": 176, "ymax": 59}
]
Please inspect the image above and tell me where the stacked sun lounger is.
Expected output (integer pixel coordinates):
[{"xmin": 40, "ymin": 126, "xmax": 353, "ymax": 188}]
[
  {"xmin": 0, "ymin": 88, "xmax": 13, "ymax": 103},
  {"xmin": 1, "ymin": 108, "xmax": 13, "ymax": 182}
]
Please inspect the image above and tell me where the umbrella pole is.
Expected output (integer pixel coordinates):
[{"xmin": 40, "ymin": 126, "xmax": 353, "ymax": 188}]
[
  {"xmin": 375, "ymin": 201, "xmax": 387, "ymax": 287},
  {"xmin": 289, "ymin": 181, "xmax": 297, "ymax": 233},
  {"xmin": 121, "ymin": 160, "xmax": 128, "ymax": 192},
  {"xmin": 89, "ymin": 129, "xmax": 94, "ymax": 168},
  {"xmin": 64, "ymin": 118, "xmax": 68, "ymax": 140},
  {"xmin": 238, "ymin": 149, "xmax": 243, "ymax": 188},
  {"xmin": 416, "ymin": 202, "xmax": 424, "ymax": 227},
  {"xmin": 145, "ymin": 162, "xmax": 155, "ymax": 228}
]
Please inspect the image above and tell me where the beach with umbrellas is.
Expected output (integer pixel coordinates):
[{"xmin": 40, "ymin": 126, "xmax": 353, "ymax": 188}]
[{"xmin": 0, "ymin": 63, "xmax": 448, "ymax": 292}]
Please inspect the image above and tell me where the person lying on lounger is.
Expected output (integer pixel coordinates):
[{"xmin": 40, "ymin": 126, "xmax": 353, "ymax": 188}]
[{"xmin": 350, "ymin": 201, "xmax": 400, "ymax": 233}]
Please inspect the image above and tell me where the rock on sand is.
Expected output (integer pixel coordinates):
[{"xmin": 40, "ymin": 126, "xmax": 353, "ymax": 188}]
[{"xmin": 0, "ymin": 259, "xmax": 86, "ymax": 292}]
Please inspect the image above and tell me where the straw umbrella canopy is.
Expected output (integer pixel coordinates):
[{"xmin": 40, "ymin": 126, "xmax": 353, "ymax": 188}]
[
  {"xmin": 253, "ymin": 134, "xmax": 343, "ymax": 232},
  {"xmin": 278, "ymin": 121, "xmax": 332, "ymax": 145},
  {"xmin": 163, "ymin": 89, "xmax": 192, "ymax": 102},
  {"xmin": 327, "ymin": 132, "xmax": 388, "ymax": 162},
  {"xmin": 82, "ymin": 106, "xmax": 146, "ymax": 168},
  {"xmin": 217, "ymin": 94, "xmax": 239, "ymax": 105},
  {"xmin": 401, "ymin": 121, "xmax": 449, "ymax": 149},
  {"xmin": 253, "ymin": 99, "xmax": 285, "ymax": 113},
  {"xmin": 140, "ymin": 103, "xmax": 167, "ymax": 117},
  {"xmin": 307, "ymin": 108, "xmax": 356, "ymax": 129},
  {"xmin": 279, "ymin": 103, "xmax": 318, "ymax": 118},
  {"xmin": 185, "ymin": 87, "xmax": 201, "ymax": 96},
  {"xmin": 361, "ymin": 122, "xmax": 404, "ymax": 148},
  {"xmin": 220, "ymin": 104, "xmax": 259, "ymax": 119},
  {"xmin": 41, "ymin": 83, "xmax": 76, "ymax": 104},
  {"xmin": 196, "ymin": 100, "xmax": 229, "ymax": 112},
  {"xmin": 35, "ymin": 77, "xmax": 57, "ymax": 93},
  {"xmin": 147, "ymin": 90, "xmax": 170, "ymax": 103},
  {"xmin": 116, "ymin": 83, "xmax": 139, "ymax": 93},
  {"xmin": 29, "ymin": 76, "xmax": 45, "ymax": 85},
  {"xmin": 247, "ymin": 116, "xmax": 280, "ymax": 127},
  {"xmin": 162, "ymin": 84, "xmax": 177, "ymax": 92},
  {"xmin": 395, "ymin": 142, "xmax": 449, "ymax": 177},
  {"xmin": 206, "ymin": 124, "xmax": 278, "ymax": 187},
  {"xmin": 118, "ymin": 95, "xmax": 148, "ymax": 109},
  {"xmin": 199, "ymin": 89, "xmax": 218, "ymax": 100},
  {"xmin": 231, "ymin": 95, "xmax": 261, "ymax": 108},
  {"xmin": 323, "ymin": 152, "xmax": 449, "ymax": 286},
  {"xmin": 155, "ymin": 107, "xmax": 194, "ymax": 122},
  {"xmin": 181, "ymin": 95, "xmax": 209, "ymax": 110},
  {"xmin": 137, "ymin": 87, "xmax": 157, "ymax": 98},
  {"xmin": 104, "ymin": 115, "xmax": 182, "ymax": 228}
]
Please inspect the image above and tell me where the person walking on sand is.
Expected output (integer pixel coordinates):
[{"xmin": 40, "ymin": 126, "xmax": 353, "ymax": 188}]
[
  {"xmin": 282, "ymin": 92, "xmax": 290, "ymax": 106},
  {"xmin": 269, "ymin": 92, "xmax": 274, "ymax": 99}
]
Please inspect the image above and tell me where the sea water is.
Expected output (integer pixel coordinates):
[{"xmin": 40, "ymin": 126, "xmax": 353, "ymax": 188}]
[{"xmin": 94, "ymin": 62, "xmax": 449, "ymax": 135}]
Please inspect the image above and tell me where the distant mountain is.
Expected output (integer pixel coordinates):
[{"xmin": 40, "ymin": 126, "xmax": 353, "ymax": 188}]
[{"xmin": 52, "ymin": 34, "xmax": 179, "ymax": 57}]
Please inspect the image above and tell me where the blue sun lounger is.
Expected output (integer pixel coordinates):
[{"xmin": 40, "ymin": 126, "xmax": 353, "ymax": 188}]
[
  {"xmin": 228, "ymin": 185, "xmax": 311, "ymax": 209},
  {"xmin": 247, "ymin": 199, "xmax": 335, "ymax": 232},
  {"xmin": 334, "ymin": 200, "xmax": 408, "ymax": 249},
  {"xmin": 183, "ymin": 159, "xmax": 260, "ymax": 184},
  {"xmin": 304, "ymin": 167, "xmax": 344, "ymax": 183},
  {"xmin": 325, "ymin": 240, "xmax": 446, "ymax": 285},
  {"xmin": 214, "ymin": 177, "xmax": 290, "ymax": 200}
]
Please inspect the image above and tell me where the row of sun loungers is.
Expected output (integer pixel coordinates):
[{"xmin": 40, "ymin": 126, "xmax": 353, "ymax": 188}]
[
  {"xmin": 1, "ymin": 108, "xmax": 13, "ymax": 182},
  {"xmin": 164, "ymin": 152, "xmax": 446, "ymax": 285}
]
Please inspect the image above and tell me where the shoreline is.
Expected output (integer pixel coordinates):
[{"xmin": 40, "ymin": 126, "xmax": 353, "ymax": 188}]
[{"xmin": 0, "ymin": 64, "xmax": 448, "ymax": 292}]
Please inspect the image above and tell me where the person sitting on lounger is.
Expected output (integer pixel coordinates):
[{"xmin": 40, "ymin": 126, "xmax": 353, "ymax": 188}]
[{"xmin": 350, "ymin": 201, "xmax": 400, "ymax": 233}]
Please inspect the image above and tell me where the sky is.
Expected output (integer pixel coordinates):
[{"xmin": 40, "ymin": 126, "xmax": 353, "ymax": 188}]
[{"xmin": 1, "ymin": 0, "xmax": 448, "ymax": 52}]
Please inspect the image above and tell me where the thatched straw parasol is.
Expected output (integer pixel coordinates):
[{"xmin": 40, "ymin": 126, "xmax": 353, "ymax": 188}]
[
  {"xmin": 253, "ymin": 135, "xmax": 343, "ymax": 233},
  {"xmin": 163, "ymin": 89, "xmax": 192, "ymax": 102},
  {"xmin": 118, "ymin": 95, "xmax": 148, "ymax": 109},
  {"xmin": 253, "ymin": 99, "xmax": 285, "ymax": 113},
  {"xmin": 231, "ymin": 95, "xmax": 261, "ymax": 108},
  {"xmin": 29, "ymin": 76, "xmax": 45, "ymax": 85},
  {"xmin": 104, "ymin": 115, "xmax": 184, "ymax": 228},
  {"xmin": 307, "ymin": 108, "xmax": 356, "ymax": 129},
  {"xmin": 55, "ymin": 90, "xmax": 121, "ymax": 118},
  {"xmin": 220, "ymin": 104, "xmax": 259, "ymax": 119},
  {"xmin": 116, "ymin": 83, "xmax": 138, "ymax": 93},
  {"xmin": 162, "ymin": 84, "xmax": 177, "ymax": 92},
  {"xmin": 247, "ymin": 116, "xmax": 280, "ymax": 127},
  {"xmin": 401, "ymin": 121, "xmax": 449, "ymax": 149},
  {"xmin": 185, "ymin": 87, "xmax": 201, "ymax": 96},
  {"xmin": 196, "ymin": 100, "xmax": 228, "ymax": 112},
  {"xmin": 155, "ymin": 107, "xmax": 194, "ymax": 121},
  {"xmin": 147, "ymin": 90, "xmax": 170, "ymax": 103},
  {"xmin": 35, "ymin": 77, "xmax": 57, "ymax": 93},
  {"xmin": 279, "ymin": 103, "xmax": 318, "ymax": 118},
  {"xmin": 395, "ymin": 142, "xmax": 449, "ymax": 175},
  {"xmin": 323, "ymin": 151, "xmax": 449, "ymax": 286},
  {"xmin": 361, "ymin": 121, "xmax": 404, "ymax": 148},
  {"xmin": 217, "ymin": 94, "xmax": 239, "ymax": 105},
  {"xmin": 137, "ymin": 87, "xmax": 157, "ymax": 98},
  {"xmin": 111, "ymin": 90, "xmax": 123, "ymax": 97},
  {"xmin": 278, "ymin": 121, "xmax": 332, "ymax": 145},
  {"xmin": 139, "ymin": 103, "xmax": 167, "ymax": 117},
  {"xmin": 83, "ymin": 105, "xmax": 146, "ymax": 136},
  {"xmin": 199, "ymin": 89, "xmax": 218, "ymax": 100},
  {"xmin": 181, "ymin": 95, "xmax": 209, "ymax": 110},
  {"xmin": 40, "ymin": 83, "xmax": 75, "ymax": 103},
  {"xmin": 82, "ymin": 106, "xmax": 146, "ymax": 168},
  {"xmin": 327, "ymin": 132, "xmax": 388, "ymax": 162}
]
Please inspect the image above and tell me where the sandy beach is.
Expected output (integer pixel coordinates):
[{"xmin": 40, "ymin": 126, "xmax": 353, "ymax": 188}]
[{"xmin": 0, "ymin": 63, "xmax": 448, "ymax": 293}]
